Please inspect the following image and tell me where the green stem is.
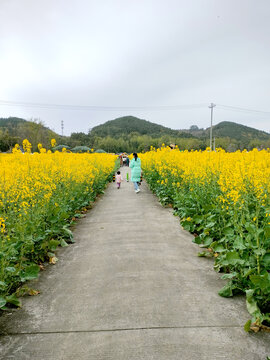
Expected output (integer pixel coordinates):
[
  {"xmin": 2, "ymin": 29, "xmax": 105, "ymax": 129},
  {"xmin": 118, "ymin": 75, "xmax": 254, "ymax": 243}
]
[{"xmin": 255, "ymin": 206, "xmax": 260, "ymax": 275}]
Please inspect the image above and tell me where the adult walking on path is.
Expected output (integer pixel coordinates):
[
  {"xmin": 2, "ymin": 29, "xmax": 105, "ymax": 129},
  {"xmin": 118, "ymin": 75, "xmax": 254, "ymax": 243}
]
[
  {"xmin": 0, "ymin": 167, "xmax": 269, "ymax": 359},
  {"xmin": 129, "ymin": 152, "xmax": 141, "ymax": 193}
]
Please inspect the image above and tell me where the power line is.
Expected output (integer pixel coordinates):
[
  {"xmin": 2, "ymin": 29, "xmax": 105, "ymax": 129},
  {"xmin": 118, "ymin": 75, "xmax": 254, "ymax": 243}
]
[
  {"xmin": 1, "ymin": 99, "xmax": 269, "ymax": 119},
  {"xmin": 0, "ymin": 99, "xmax": 207, "ymax": 112},
  {"xmin": 217, "ymin": 104, "xmax": 270, "ymax": 115}
]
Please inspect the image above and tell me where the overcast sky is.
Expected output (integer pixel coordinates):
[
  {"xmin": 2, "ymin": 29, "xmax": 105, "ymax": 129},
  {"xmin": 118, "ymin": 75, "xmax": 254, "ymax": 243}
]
[{"xmin": 0, "ymin": 0, "xmax": 270, "ymax": 135}]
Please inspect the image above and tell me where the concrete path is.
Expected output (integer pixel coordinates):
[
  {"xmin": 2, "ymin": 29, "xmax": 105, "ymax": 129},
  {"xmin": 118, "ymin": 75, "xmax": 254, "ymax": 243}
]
[{"xmin": 0, "ymin": 167, "xmax": 269, "ymax": 359}]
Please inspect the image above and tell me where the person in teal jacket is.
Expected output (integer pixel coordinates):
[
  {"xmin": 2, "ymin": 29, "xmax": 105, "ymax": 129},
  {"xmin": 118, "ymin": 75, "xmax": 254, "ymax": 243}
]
[{"xmin": 129, "ymin": 153, "xmax": 141, "ymax": 193}]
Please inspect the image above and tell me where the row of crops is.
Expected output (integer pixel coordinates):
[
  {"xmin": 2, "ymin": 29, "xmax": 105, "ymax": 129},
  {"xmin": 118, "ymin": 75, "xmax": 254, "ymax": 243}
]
[
  {"xmin": 1, "ymin": 141, "xmax": 269, "ymax": 331},
  {"xmin": 140, "ymin": 146, "xmax": 270, "ymax": 331},
  {"xmin": 0, "ymin": 146, "xmax": 116, "ymax": 308}
]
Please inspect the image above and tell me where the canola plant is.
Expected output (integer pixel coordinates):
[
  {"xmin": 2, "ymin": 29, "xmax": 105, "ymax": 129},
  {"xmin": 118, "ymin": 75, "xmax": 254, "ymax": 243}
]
[
  {"xmin": 0, "ymin": 141, "xmax": 116, "ymax": 307},
  {"xmin": 140, "ymin": 146, "xmax": 270, "ymax": 330}
]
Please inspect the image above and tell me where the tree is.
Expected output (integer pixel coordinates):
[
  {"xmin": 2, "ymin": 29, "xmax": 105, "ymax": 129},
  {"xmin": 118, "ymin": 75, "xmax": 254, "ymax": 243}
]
[
  {"xmin": 70, "ymin": 132, "xmax": 90, "ymax": 146},
  {"xmin": 189, "ymin": 125, "xmax": 199, "ymax": 131},
  {"xmin": 0, "ymin": 129, "xmax": 19, "ymax": 152}
]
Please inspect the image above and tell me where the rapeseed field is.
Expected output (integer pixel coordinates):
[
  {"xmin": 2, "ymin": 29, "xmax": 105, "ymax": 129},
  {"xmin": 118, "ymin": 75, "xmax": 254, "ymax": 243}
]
[
  {"xmin": 0, "ymin": 142, "xmax": 116, "ymax": 308},
  {"xmin": 141, "ymin": 146, "xmax": 270, "ymax": 330}
]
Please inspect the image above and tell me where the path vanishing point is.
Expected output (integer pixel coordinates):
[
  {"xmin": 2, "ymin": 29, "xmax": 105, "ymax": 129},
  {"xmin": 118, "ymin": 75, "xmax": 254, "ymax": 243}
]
[{"xmin": 0, "ymin": 167, "xmax": 269, "ymax": 359}]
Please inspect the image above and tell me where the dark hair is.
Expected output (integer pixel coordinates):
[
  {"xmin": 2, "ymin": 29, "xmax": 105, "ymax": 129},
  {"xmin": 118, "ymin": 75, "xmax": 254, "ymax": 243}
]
[
  {"xmin": 117, "ymin": 171, "xmax": 120, "ymax": 174},
  {"xmin": 133, "ymin": 152, "xmax": 138, "ymax": 161}
]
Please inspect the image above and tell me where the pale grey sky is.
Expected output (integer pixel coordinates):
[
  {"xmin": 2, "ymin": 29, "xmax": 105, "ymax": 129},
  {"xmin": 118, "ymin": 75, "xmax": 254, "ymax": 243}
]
[{"xmin": 0, "ymin": 0, "xmax": 270, "ymax": 135}]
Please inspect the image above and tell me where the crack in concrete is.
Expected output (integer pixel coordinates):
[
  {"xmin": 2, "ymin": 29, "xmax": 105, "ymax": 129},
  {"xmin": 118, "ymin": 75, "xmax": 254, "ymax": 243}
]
[{"xmin": 0, "ymin": 324, "xmax": 243, "ymax": 337}]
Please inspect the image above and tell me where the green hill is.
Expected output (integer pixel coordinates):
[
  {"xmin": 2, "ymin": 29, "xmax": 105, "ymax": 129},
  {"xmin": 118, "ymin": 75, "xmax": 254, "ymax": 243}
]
[
  {"xmin": 0, "ymin": 117, "xmax": 61, "ymax": 151},
  {"xmin": 90, "ymin": 116, "xmax": 193, "ymax": 138},
  {"xmin": 0, "ymin": 117, "xmax": 27, "ymax": 134},
  {"xmin": 209, "ymin": 121, "xmax": 269, "ymax": 141},
  {"xmin": 181, "ymin": 121, "xmax": 270, "ymax": 151},
  {"xmin": 1, "ymin": 116, "xmax": 269, "ymax": 153},
  {"xmin": 186, "ymin": 121, "xmax": 270, "ymax": 141}
]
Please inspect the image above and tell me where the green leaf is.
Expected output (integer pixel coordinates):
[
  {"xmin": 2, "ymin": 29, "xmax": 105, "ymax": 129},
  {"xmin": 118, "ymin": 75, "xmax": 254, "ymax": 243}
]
[
  {"xmin": 205, "ymin": 221, "xmax": 216, "ymax": 228},
  {"xmin": 193, "ymin": 215, "xmax": 203, "ymax": 224},
  {"xmin": 0, "ymin": 281, "xmax": 7, "ymax": 290},
  {"xmin": 218, "ymin": 281, "xmax": 234, "ymax": 297},
  {"xmin": 233, "ymin": 237, "xmax": 246, "ymax": 250},
  {"xmin": 63, "ymin": 226, "xmax": 75, "ymax": 242},
  {"xmin": 223, "ymin": 227, "xmax": 234, "ymax": 236},
  {"xmin": 226, "ymin": 251, "xmax": 245, "ymax": 265},
  {"xmin": 193, "ymin": 236, "xmax": 202, "ymax": 245},
  {"xmin": 20, "ymin": 264, "xmax": 40, "ymax": 282},
  {"xmin": 244, "ymin": 319, "xmax": 251, "ymax": 332},
  {"xmin": 182, "ymin": 223, "xmax": 191, "ymax": 231},
  {"xmin": 249, "ymin": 273, "xmax": 270, "ymax": 292},
  {"xmin": 221, "ymin": 273, "xmax": 237, "ymax": 280},
  {"xmin": 253, "ymin": 248, "xmax": 266, "ymax": 256},
  {"xmin": 74, "ymin": 213, "xmax": 83, "ymax": 218},
  {"xmin": 0, "ymin": 296, "xmax": 7, "ymax": 308},
  {"xmin": 211, "ymin": 242, "xmax": 226, "ymax": 253},
  {"xmin": 199, "ymin": 236, "xmax": 212, "ymax": 248},
  {"xmin": 243, "ymin": 268, "xmax": 254, "ymax": 278},
  {"xmin": 197, "ymin": 251, "xmax": 211, "ymax": 257},
  {"xmin": 245, "ymin": 289, "xmax": 262, "ymax": 321},
  {"xmin": 245, "ymin": 222, "xmax": 256, "ymax": 233},
  {"xmin": 262, "ymin": 253, "xmax": 270, "ymax": 267},
  {"xmin": 226, "ymin": 251, "xmax": 239, "ymax": 260},
  {"xmin": 5, "ymin": 267, "xmax": 16, "ymax": 273},
  {"xmin": 265, "ymin": 226, "xmax": 270, "ymax": 238},
  {"xmin": 48, "ymin": 239, "xmax": 60, "ymax": 251},
  {"xmin": 6, "ymin": 295, "xmax": 22, "ymax": 307},
  {"xmin": 60, "ymin": 239, "xmax": 69, "ymax": 247}
]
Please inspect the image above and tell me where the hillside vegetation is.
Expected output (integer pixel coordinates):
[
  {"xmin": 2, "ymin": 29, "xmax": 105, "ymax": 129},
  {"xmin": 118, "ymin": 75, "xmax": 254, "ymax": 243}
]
[
  {"xmin": 186, "ymin": 121, "xmax": 269, "ymax": 140},
  {"xmin": 86, "ymin": 117, "xmax": 270, "ymax": 152},
  {"xmin": 0, "ymin": 116, "xmax": 269, "ymax": 152},
  {"xmin": 0, "ymin": 117, "xmax": 62, "ymax": 152},
  {"xmin": 90, "ymin": 116, "xmax": 192, "ymax": 138},
  {"xmin": 209, "ymin": 121, "xmax": 269, "ymax": 141},
  {"xmin": 182, "ymin": 121, "xmax": 270, "ymax": 151}
]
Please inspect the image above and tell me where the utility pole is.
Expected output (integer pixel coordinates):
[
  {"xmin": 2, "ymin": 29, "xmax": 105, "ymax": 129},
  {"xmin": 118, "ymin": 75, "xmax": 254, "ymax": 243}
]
[
  {"xmin": 213, "ymin": 137, "xmax": 216, "ymax": 151},
  {"xmin": 61, "ymin": 120, "xmax": 64, "ymax": 136},
  {"xmin": 208, "ymin": 103, "xmax": 216, "ymax": 151}
]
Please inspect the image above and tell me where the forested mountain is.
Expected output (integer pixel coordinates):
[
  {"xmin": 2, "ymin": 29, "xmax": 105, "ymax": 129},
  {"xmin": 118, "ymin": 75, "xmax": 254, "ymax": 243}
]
[
  {"xmin": 0, "ymin": 116, "xmax": 269, "ymax": 153},
  {"xmin": 181, "ymin": 121, "xmax": 270, "ymax": 151},
  {"xmin": 0, "ymin": 117, "xmax": 27, "ymax": 134},
  {"xmin": 86, "ymin": 116, "xmax": 270, "ymax": 152},
  {"xmin": 0, "ymin": 117, "xmax": 62, "ymax": 151},
  {"xmin": 90, "ymin": 116, "xmax": 193, "ymax": 138},
  {"xmin": 185, "ymin": 121, "xmax": 270, "ymax": 141}
]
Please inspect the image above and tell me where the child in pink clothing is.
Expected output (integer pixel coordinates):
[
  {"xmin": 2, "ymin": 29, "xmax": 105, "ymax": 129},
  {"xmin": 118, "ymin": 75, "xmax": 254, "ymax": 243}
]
[{"xmin": 115, "ymin": 171, "xmax": 123, "ymax": 189}]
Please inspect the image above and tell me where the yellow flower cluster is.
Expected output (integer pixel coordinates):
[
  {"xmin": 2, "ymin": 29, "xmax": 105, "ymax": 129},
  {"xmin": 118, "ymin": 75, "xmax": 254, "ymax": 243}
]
[
  {"xmin": 0, "ymin": 142, "xmax": 117, "ymax": 301},
  {"xmin": 22, "ymin": 139, "xmax": 32, "ymax": 153},
  {"xmin": 51, "ymin": 138, "xmax": 57, "ymax": 148},
  {"xmin": 140, "ymin": 146, "xmax": 270, "ymax": 206},
  {"xmin": 0, "ymin": 217, "xmax": 5, "ymax": 233},
  {"xmin": 0, "ymin": 149, "xmax": 117, "ymax": 235}
]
